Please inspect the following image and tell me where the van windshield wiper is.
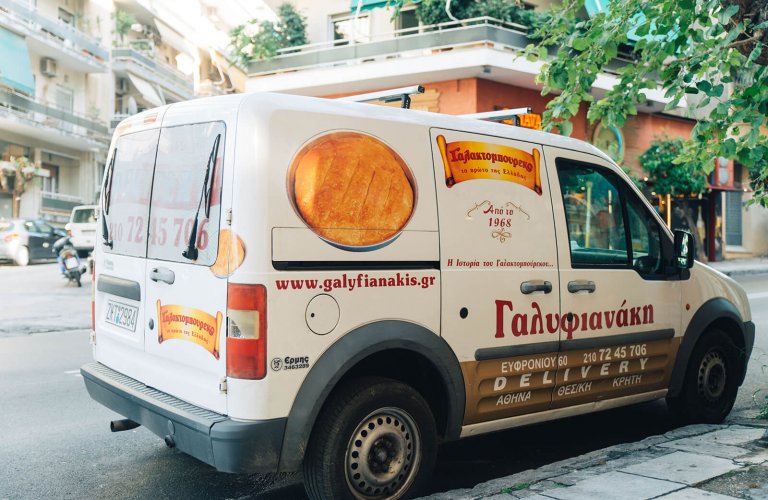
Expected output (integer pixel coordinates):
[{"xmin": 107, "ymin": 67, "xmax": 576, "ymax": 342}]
[
  {"xmin": 101, "ymin": 149, "xmax": 116, "ymax": 249},
  {"xmin": 182, "ymin": 134, "xmax": 221, "ymax": 261}
]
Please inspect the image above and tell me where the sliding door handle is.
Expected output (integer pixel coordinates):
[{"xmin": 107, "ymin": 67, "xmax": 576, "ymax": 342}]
[
  {"xmin": 520, "ymin": 280, "xmax": 553, "ymax": 294},
  {"xmin": 568, "ymin": 280, "xmax": 596, "ymax": 293}
]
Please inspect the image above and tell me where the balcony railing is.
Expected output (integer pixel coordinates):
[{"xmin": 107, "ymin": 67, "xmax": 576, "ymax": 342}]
[
  {"xmin": 0, "ymin": 0, "xmax": 108, "ymax": 66},
  {"xmin": 41, "ymin": 191, "xmax": 84, "ymax": 214},
  {"xmin": 0, "ymin": 88, "xmax": 109, "ymax": 142},
  {"xmin": 247, "ymin": 17, "xmax": 531, "ymax": 75},
  {"xmin": 112, "ymin": 48, "xmax": 194, "ymax": 100}
]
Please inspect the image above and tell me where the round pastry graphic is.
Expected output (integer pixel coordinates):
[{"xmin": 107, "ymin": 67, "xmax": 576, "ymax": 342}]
[{"xmin": 290, "ymin": 132, "xmax": 415, "ymax": 249}]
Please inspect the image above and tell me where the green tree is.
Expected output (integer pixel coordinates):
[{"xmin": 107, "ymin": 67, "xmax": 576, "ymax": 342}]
[
  {"xmin": 111, "ymin": 9, "xmax": 136, "ymax": 46},
  {"xmin": 639, "ymin": 137, "xmax": 708, "ymax": 259},
  {"xmin": 526, "ymin": 0, "xmax": 768, "ymax": 205},
  {"xmin": 230, "ymin": 3, "xmax": 307, "ymax": 66},
  {"xmin": 0, "ymin": 157, "xmax": 43, "ymax": 217},
  {"xmin": 408, "ymin": 0, "xmax": 552, "ymax": 35}
]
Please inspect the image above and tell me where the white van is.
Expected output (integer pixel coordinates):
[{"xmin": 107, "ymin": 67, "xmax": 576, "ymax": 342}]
[
  {"xmin": 82, "ymin": 91, "xmax": 754, "ymax": 500},
  {"xmin": 66, "ymin": 204, "xmax": 97, "ymax": 256}
]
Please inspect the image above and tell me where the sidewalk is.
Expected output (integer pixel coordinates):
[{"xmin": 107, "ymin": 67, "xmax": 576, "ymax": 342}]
[
  {"xmin": 423, "ymin": 423, "xmax": 768, "ymax": 500},
  {"xmin": 708, "ymin": 257, "xmax": 768, "ymax": 277}
]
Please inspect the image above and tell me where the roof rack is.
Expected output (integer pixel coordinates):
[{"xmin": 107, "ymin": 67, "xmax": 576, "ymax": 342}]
[
  {"xmin": 339, "ymin": 85, "xmax": 425, "ymax": 109},
  {"xmin": 461, "ymin": 108, "xmax": 532, "ymax": 125}
]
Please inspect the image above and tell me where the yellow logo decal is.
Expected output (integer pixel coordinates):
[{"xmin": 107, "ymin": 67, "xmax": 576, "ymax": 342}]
[
  {"xmin": 156, "ymin": 301, "xmax": 223, "ymax": 359},
  {"xmin": 436, "ymin": 135, "xmax": 542, "ymax": 194}
]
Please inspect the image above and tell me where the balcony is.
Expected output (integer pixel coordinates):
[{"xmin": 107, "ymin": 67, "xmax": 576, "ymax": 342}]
[
  {"xmin": 0, "ymin": 88, "xmax": 110, "ymax": 151},
  {"xmin": 246, "ymin": 17, "xmax": 533, "ymax": 94},
  {"xmin": 41, "ymin": 191, "xmax": 84, "ymax": 217},
  {"xmin": 112, "ymin": 47, "xmax": 195, "ymax": 102},
  {"xmin": 0, "ymin": 0, "xmax": 108, "ymax": 73}
]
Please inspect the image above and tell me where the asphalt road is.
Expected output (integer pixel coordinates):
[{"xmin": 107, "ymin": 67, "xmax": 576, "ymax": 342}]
[{"xmin": 0, "ymin": 264, "xmax": 765, "ymax": 499}]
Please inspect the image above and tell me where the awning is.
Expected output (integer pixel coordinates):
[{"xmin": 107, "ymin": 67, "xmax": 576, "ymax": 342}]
[
  {"xmin": 155, "ymin": 20, "xmax": 193, "ymax": 56},
  {"xmin": 349, "ymin": 0, "xmax": 418, "ymax": 13},
  {"xmin": 0, "ymin": 27, "xmax": 35, "ymax": 96},
  {"xmin": 127, "ymin": 73, "xmax": 164, "ymax": 107}
]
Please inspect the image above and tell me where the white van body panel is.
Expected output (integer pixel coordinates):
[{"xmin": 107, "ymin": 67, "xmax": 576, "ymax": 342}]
[
  {"xmin": 84, "ymin": 92, "xmax": 754, "ymax": 483},
  {"xmin": 684, "ymin": 263, "xmax": 752, "ymax": 324}
]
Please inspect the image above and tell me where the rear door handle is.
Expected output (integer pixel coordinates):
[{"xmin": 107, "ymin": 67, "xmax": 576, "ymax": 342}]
[
  {"xmin": 568, "ymin": 280, "xmax": 596, "ymax": 293},
  {"xmin": 150, "ymin": 267, "xmax": 175, "ymax": 285},
  {"xmin": 520, "ymin": 280, "xmax": 553, "ymax": 294}
]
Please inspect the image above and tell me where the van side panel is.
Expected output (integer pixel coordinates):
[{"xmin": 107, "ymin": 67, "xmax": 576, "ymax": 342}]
[{"xmin": 225, "ymin": 95, "xmax": 442, "ymax": 421}]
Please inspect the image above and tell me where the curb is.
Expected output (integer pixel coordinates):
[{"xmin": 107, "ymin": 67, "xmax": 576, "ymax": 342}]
[{"xmin": 421, "ymin": 422, "xmax": 768, "ymax": 500}]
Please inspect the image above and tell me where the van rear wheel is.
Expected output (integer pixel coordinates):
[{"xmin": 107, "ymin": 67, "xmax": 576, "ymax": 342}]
[
  {"xmin": 668, "ymin": 329, "xmax": 740, "ymax": 424},
  {"xmin": 303, "ymin": 377, "xmax": 437, "ymax": 500}
]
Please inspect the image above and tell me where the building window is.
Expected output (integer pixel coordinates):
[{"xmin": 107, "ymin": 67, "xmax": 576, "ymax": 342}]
[
  {"xmin": 397, "ymin": 9, "xmax": 419, "ymax": 34},
  {"xmin": 725, "ymin": 191, "xmax": 743, "ymax": 247},
  {"xmin": 330, "ymin": 12, "xmax": 370, "ymax": 45},
  {"xmin": 55, "ymin": 85, "xmax": 74, "ymax": 112},
  {"xmin": 58, "ymin": 7, "xmax": 75, "ymax": 25},
  {"xmin": 41, "ymin": 164, "xmax": 59, "ymax": 193}
]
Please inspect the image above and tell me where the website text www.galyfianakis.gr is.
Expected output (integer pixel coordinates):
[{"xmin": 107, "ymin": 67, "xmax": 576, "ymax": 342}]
[{"xmin": 275, "ymin": 273, "xmax": 436, "ymax": 292}]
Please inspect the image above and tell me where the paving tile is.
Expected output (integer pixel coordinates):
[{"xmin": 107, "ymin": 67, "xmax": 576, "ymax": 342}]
[
  {"xmin": 735, "ymin": 449, "xmax": 768, "ymax": 465},
  {"xmin": 703, "ymin": 427, "xmax": 767, "ymax": 446},
  {"xmin": 621, "ymin": 451, "xmax": 742, "ymax": 485},
  {"xmin": 659, "ymin": 437, "xmax": 750, "ymax": 459},
  {"xmin": 538, "ymin": 471, "xmax": 683, "ymax": 500},
  {"xmin": 657, "ymin": 487, "xmax": 740, "ymax": 499}
]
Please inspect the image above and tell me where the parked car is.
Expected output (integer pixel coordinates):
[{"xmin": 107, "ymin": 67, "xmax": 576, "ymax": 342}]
[
  {"xmin": 0, "ymin": 219, "xmax": 66, "ymax": 265},
  {"xmin": 65, "ymin": 205, "xmax": 97, "ymax": 258}
]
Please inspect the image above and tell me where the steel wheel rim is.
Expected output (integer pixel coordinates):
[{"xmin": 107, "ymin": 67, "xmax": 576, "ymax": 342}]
[
  {"xmin": 344, "ymin": 407, "xmax": 421, "ymax": 499},
  {"xmin": 698, "ymin": 350, "xmax": 727, "ymax": 403}
]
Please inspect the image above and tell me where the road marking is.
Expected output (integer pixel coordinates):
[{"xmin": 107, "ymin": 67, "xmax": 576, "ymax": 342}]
[
  {"xmin": 64, "ymin": 369, "xmax": 82, "ymax": 377},
  {"xmin": 748, "ymin": 291, "xmax": 768, "ymax": 300}
]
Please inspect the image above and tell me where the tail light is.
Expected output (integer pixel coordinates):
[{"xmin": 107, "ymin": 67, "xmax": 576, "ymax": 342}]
[
  {"xmin": 3, "ymin": 233, "xmax": 18, "ymax": 243},
  {"xmin": 226, "ymin": 283, "xmax": 267, "ymax": 380}
]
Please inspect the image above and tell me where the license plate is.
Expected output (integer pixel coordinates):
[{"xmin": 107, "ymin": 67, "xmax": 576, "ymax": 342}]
[
  {"xmin": 105, "ymin": 301, "xmax": 138, "ymax": 332},
  {"xmin": 64, "ymin": 257, "xmax": 79, "ymax": 269}
]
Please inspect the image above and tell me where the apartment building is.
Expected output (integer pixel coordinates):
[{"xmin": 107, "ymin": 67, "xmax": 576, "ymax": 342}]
[
  {"xmin": 0, "ymin": 0, "xmax": 256, "ymax": 224},
  {"xmin": 245, "ymin": 0, "xmax": 768, "ymax": 260}
]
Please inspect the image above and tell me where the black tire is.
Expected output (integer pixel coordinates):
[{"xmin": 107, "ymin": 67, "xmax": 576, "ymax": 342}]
[
  {"xmin": 303, "ymin": 377, "xmax": 438, "ymax": 500},
  {"xmin": 668, "ymin": 329, "xmax": 741, "ymax": 423}
]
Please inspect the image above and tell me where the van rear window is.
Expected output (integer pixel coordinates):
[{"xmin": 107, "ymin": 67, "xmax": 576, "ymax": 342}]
[
  {"xmin": 72, "ymin": 208, "xmax": 96, "ymax": 223},
  {"xmin": 147, "ymin": 122, "xmax": 225, "ymax": 266},
  {"xmin": 103, "ymin": 129, "xmax": 160, "ymax": 258}
]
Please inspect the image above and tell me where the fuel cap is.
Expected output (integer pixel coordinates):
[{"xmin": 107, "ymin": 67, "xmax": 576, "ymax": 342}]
[{"xmin": 305, "ymin": 294, "xmax": 340, "ymax": 335}]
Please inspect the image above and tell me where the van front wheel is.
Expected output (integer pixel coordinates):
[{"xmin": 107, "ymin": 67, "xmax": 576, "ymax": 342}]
[
  {"xmin": 668, "ymin": 329, "xmax": 740, "ymax": 424},
  {"xmin": 303, "ymin": 377, "xmax": 437, "ymax": 500}
]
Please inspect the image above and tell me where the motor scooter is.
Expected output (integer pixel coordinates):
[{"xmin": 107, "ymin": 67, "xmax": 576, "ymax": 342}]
[{"xmin": 54, "ymin": 236, "xmax": 87, "ymax": 287}]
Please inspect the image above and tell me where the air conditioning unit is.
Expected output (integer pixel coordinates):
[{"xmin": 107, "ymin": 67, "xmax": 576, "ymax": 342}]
[
  {"xmin": 116, "ymin": 78, "xmax": 129, "ymax": 95},
  {"xmin": 40, "ymin": 57, "xmax": 58, "ymax": 77}
]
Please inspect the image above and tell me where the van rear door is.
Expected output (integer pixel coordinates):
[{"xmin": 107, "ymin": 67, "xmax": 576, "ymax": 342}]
[
  {"xmin": 96, "ymin": 128, "xmax": 161, "ymax": 367},
  {"xmin": 142, "ymin": 121, "xmax": 228, "ymax": 413}
]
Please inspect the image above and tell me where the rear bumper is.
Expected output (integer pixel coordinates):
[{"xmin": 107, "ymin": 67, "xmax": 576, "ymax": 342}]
[{"xmin": 81, "ymin": 362, "xmax": 286, "ymax": 473}]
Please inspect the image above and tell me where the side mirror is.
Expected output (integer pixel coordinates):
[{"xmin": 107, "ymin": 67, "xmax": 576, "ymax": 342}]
[{"xmin": 673, "ymin": 230, "xmax": 694, "ymax": 269}]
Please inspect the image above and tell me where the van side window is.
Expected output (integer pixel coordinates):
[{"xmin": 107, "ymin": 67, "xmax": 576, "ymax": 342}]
[
  {"xmin": 557, "ymin": 162, "xmax": 629, "ymax": 267},
  {"xmin": 626, "ymin": 194, "xmax": 663, "ymax": 274},
  {"xmin": 104, "ymin": 129, "xmax": 160, "ymax": 258},
  {"xmin": 147, "ymin": 122, "xmax": 225, "ymax": 266}
]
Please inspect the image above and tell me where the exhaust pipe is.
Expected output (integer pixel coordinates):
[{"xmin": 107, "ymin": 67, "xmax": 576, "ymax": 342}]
[{"xmin": 110, "ymin": 419, "xmax": 140, "ymax": 432}]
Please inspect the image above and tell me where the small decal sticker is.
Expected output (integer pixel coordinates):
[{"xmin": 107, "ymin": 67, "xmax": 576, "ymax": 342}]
[
  {"xmin": 436, "ymin": 135, "xmax": 542, "ymax": 194},
  {"xmin": 156, "ymin": 300, "xmax": 223, "ymax": 359},
  {"xmin": 271, "ymin": 356, "xmax": 310, "ymax": 371},
  {"xmin": 466, "ymin": 200, "xmax": 530, "ymax": 243}
]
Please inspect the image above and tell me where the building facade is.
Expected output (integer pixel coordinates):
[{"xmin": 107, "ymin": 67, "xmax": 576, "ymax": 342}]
[
  {"xmin": 245, "ymin": 0, "xmax": 768, "ymax": 260},
  {"xmin": 0, "ymin": 0, "xmax": 256, "ymax": 224}
]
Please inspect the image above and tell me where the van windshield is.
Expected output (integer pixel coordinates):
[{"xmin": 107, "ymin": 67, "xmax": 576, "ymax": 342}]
[{"xmin": 72, "ymin": 208, "xmax": 96, "ymax": 223}]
